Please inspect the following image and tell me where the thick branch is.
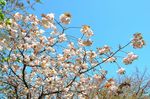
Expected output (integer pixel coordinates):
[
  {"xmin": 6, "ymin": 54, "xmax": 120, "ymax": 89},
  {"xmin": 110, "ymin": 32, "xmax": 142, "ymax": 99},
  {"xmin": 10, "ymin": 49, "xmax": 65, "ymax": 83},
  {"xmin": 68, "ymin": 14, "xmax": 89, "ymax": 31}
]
[{"xmin": 22, "ymin": 64, "xmax": 28, "ymax": 88}]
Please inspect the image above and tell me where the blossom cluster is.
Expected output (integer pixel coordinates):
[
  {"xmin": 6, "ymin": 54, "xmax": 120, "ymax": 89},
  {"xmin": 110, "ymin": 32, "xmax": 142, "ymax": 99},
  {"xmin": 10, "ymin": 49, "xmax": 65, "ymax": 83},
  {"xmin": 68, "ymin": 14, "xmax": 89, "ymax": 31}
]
[
  {"xmin": 59, "ymin": 13, "xmax": 71, "ymax": 24},
  {"xmin": 78, "ymin": 38, "xmax": 93, "ymax": 46},
  {"xmin": 132, "ymin": 33, "xmax": 145, "ymax": 48},
  {"xmin": 123, "ymin": 52, "xmax": 138, "ymax": 65},
  {"xmin": 104, "ymin": 79, "xmax": 118, "ymax": 92},
  {"xmin": 80, "ymin": 25, "xmax": 94, "ymax": 37},
  {"xmin": 97, "ymin": 45, "xmax": 110, "ymax": 55},
  {"xmin": 117, "ymin": 67, "xmax": 125, "ymax": 75}
]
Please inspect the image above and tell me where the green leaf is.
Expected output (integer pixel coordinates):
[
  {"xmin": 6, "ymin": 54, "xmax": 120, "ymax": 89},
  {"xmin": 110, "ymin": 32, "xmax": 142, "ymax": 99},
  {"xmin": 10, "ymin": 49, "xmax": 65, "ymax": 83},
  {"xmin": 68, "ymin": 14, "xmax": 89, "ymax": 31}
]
[
  {"xmin": 5, "ymin": 18, "xmax": 12, "ymax": 25},
  {"xmin": 1, "ymin": 57, "xmax": 10, "ymax": 62},
  {"xmin": 0, "ymin": 10, "xmax": 5, "ymax": 21},
  {"xmin": 0, "ymin": 0, "xmax": 6, "ymax": 6},
  {"xmin": 16, "ymin": 57, "xmax": 20, "ymax": 62}
]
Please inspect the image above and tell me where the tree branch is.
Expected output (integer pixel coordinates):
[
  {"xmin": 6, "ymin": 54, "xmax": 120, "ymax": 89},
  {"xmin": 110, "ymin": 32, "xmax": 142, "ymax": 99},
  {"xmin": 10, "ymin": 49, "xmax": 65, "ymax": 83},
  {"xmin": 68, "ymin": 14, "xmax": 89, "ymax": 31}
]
[{"xmin": 80, "ymin": 41, "xmax": 132, "ymax": 74}]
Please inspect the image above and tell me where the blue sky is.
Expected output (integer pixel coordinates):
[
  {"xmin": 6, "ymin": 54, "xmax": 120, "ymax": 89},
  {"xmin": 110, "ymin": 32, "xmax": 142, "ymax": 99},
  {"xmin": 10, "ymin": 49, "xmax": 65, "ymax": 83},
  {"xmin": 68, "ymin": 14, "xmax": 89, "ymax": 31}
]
[{"xmin": 30, "ymin": 0, "xmax": 150, "ymax": 77}]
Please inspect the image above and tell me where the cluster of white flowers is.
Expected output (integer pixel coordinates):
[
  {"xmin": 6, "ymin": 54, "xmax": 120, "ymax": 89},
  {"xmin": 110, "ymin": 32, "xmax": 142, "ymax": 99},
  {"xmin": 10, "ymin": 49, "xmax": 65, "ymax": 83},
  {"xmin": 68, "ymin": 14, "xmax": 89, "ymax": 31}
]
[
  {"xmin": 123, "ymin": 52, "xmax": 138, "ymax": 65},
  {"xmin": 86, "ymin": 50, "xmax": 97, "ymax": 59},
  {"xmin": 58, "ymin": 33, "xmax": 67, "ymax": 42},
  {"xmin": 57, "ymin": 54, "xmax": 66, "ymax": 62},
  {"xmin": 59, "ymin": 13, "xmax": 71, "ymax": 24},
  {"xmin": 97, "ymin": 45, "xmax": 110, "ymax": 55},
  {"xmin": 132, "ymin": 33, "xmax": 145, "ymax": 48},
  {"xmin": 41, "ymin": 13, "xmax": 56, "ymax": 30},
  {"xmin": 81, "ymin": 63, "xmax": 88, "ymax": 69},
  {"xmin": 105, "ymin": 79, "xmax": 118, "ymax": 92},
  {"xmin": 116, "ymin": 67, "xmax": 125, "ymax": 75},
  {"xmin": 13, "ymin": 12, "xmax": 23, "ymax": 21},
  {"xmin": 93, "ymin": 74, "xmax": 103, "ymax": 82},
  {"xmin": 78, "ymin": 38, "xmax": 93, "ymax": 46},
  {"xmin": 80, "ymin": 25, "xmax": 94, "ymax": 37},
  {"xmin": 47, "ymin": 37, "xmax": 56, "ymax": 45}
]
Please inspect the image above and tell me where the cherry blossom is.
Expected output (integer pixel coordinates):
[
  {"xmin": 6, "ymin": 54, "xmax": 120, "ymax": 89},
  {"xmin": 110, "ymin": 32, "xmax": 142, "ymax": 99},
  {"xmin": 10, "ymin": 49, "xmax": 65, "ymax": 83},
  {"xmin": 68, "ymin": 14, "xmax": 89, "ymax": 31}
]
[
  {"xmin": 80, "ymin": 25, "xmax": 94, "ymax": 37},
  {"xmin": 132, "ymin": 33, "xmax": 145, "ymax": 48},
  {"xmin": 59, "ymin": 12, "xmax": 71, "ymax": 24},
  {"xmin": 97, "ymin": 45, "xmax": 111, "ymax": 55},
  {"xmin": 123, "ymin": 52, "xmax": 138, "ymax": 65},
  {"xmin": 117, "ymin": 67, "xmax": 125, "ymax": 75},
  {"xmin": 13, "ymin": 12, "xmax": 23, "ymax": 21}
]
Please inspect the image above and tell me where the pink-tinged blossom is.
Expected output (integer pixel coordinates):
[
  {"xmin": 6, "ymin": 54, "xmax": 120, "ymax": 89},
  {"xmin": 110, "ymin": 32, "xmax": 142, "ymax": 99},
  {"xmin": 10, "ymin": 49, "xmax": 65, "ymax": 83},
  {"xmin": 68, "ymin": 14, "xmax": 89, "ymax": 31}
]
[
  {"xmin": 93, "ymin": 74, "xmax": 103, "ymax": 82},
  {"xmin": 86, "ymin": 50, "xmax": 97, "ymax": 59},
  {"xmin": 91, "ymin": 61, "xmax": 98, "ymax": 67},
  {"xmin": 63, "ymin": 48, "xmax": 70, "ymax": 55},
  {"xmin": 24, "ymin": 16, "xmax": 30, "ymax": 23},
  {"xmin": 38, "ymin": 29, "xmax": 45, "ymax": 34},
  {"xmin": 82, "ymin": 39, "xmax": 93, "ymax": 46},
  {"xmin": 45, "ymin": 13, "xmax": 54, "ymax": 22},
  {"xmin": 59, "ymin": 13, "xmax": 71, "ymax": 24},
  {"xmin": 41, "ymin": 14, "xmax": 56, "ymax": 30},
  {"xmin": 12, "ymin": 65, "xmax": 20, "ymax": 72},
  {"xmin": 50, "ymin": 30, "xmax": 59, "ymax": 35},
  {"xmin": 123, "ymin": 52, "xmax": 138, "ymax": 65},
  {"xmin": 57, "ymin": 54, "xmax": 65, "ymax": 61},
  {"xmin": 58, "ymin": 33, "xmax": 67, "ymax": 42},
  {"xmin": 117, "ymin": 67, "xmax": 125, "ymax": 75},
  {"xmin": 46, "ymin": 46, "xmax": 55, "ymax": 53},
  {"xmin": 97, "ymin": 45, "xmax": 110, "ymax": 55},
  {"xmin": 41, "ymin": 60, "xmax": 48, "ymax": 68},
  {"xmin": 68, "ymin": 42, "xmax": 74, "ymax": 49},
  {"xmin": 2, "ymin": 65, "xmax": 8, "ymax": 72},
  {"xmin": 78, "ymin": 38, "xmax": 84, "ymax": 46},
  {"xmin": 28, "ymin": 14, "xmax": 39, "ymax": 25},
  {"xmin": 13, "ymin": 12, "xmax": 22, "ymax": 21},
  {"xmin": 48, "ymin": 37, "xmax": 56, "ymax": 45},
  {"xmin": 132, "ymin": 33, "xmax": 145, "ymax": 48},
  {"xmin": 105, "ymin": 79, "xmax": 116, "ymax": 91},
  {"xmin": 10, "ymin": 54, "xmax": 17, "ymax": 61},
  {"xmin": 33, "ymin": 60, "xmax": 40, "ymax": 66},
  {"xmin": 81, "ymin": 63, "xmax": 88, "ymax": 69},
  {"xmin": 80, "ymin": 25, "xmax": 94, "ymax": 37}
]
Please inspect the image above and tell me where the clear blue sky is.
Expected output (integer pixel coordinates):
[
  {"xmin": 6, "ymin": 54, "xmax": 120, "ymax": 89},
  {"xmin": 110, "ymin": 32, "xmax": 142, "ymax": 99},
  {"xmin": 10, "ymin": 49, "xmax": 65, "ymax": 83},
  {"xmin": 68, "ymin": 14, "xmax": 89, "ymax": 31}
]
[{"xmin": 30, "ymin": 0, "xmax": 150, "ymax": 77}]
